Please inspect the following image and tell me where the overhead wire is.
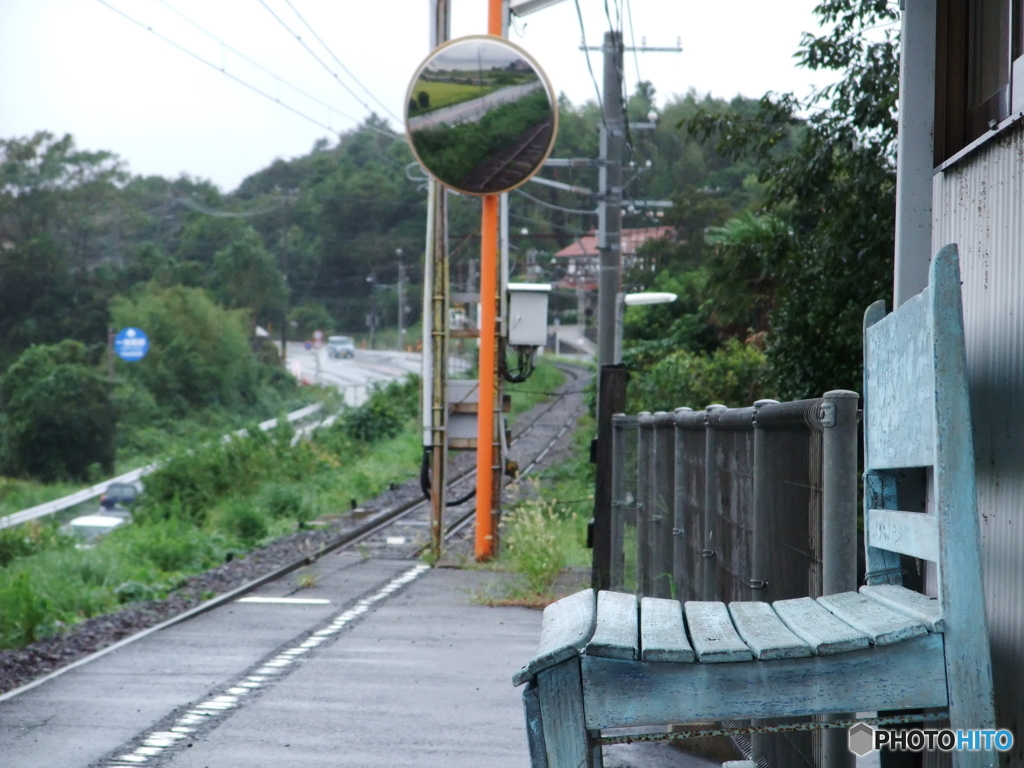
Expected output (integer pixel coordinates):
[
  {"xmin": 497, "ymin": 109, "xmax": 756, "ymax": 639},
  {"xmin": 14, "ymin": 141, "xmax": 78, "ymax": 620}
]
[
  {"xmin": 515, "ymin": 188, "xmax": 598, "ymax": 216},
  {"xmin": 572, "ymin": 0, "xmax": 607, "ymax": 132},
  {"xmin": 257, "ymin": 0, "xmax": 399, "ymax": 135},
  {"xmin": 281, "ymin": 0, "xmax": 402, "ymax": 123},
  {"xmin": 150, "ymin": 0, "xmax": 353, "ymax": 126},
  {"xmin": 93, "ymin": 0, "xmax": 378, "ymax": 140}
]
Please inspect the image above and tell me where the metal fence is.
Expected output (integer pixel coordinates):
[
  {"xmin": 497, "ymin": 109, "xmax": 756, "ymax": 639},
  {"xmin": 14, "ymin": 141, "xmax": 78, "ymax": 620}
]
[{"xmin": 608, "ymin": 391, "xmax": 860, "ymax": 768}]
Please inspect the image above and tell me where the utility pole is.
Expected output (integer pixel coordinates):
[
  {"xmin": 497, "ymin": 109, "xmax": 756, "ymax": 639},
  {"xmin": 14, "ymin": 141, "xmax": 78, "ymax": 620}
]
[
  {"xmin": 597, "ymin": 30, "xmax": 624, "ymax": 371},
  {"xmin": 281, "ymin": 199, "xmax": 290, "ymax": 365},
  {"xmin": 396, "ymin": 249, "xmax": 405, "ymax": 350}
]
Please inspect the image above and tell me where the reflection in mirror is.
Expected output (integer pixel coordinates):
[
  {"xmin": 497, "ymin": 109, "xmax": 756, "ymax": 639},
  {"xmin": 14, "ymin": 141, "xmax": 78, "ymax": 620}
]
[{"xmin": 405, "ymin": 36, "xmax": 557, "ymax": 196}]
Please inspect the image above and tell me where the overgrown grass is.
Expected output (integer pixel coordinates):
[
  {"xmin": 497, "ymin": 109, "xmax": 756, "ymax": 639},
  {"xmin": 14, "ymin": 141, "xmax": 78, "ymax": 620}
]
[
  {"xmin": 485, "ymin": 413, "xmax": 594, "ymax": 606},
  {"xmin": 0, "ymin": 378, "xmax": 421, "ymax": 650}
]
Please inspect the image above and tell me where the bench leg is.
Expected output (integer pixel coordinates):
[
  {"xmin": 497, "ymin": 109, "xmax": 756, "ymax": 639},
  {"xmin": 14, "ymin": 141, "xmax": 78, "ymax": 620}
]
[{"xmin": 533, "ymin": 657, "xmax": 598, "ymax": 768}]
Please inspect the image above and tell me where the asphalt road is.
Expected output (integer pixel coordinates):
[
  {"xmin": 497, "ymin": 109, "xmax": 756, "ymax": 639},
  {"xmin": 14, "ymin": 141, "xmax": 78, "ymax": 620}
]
[{"xmin": 283, "ymin": 344, "xmax": 422, "ymax": 406}]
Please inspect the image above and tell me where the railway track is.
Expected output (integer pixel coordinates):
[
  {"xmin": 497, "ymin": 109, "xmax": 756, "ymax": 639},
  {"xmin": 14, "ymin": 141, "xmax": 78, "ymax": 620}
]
[{"xmin": 0, "ymin": 362, "xmax": 590, "ymax": 704}]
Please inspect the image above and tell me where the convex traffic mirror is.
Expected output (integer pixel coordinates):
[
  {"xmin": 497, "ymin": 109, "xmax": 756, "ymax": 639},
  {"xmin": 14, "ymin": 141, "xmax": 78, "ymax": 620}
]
[{"xmin": 405, "ymin": 35, "xmax": 558, "ymax": 196}]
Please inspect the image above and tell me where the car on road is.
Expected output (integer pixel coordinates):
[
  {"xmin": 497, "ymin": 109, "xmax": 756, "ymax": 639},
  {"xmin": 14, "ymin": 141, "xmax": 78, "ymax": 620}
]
[
  {"xmin": 327, "ymin": 335, "xmax": 356, "ymax": 359},
  {"xmin": 61, "ymin": 510, "xmax": 131, "ymax": 547},
  {"xmin": 100, "ymin": 481, "xmax": 142, "ymax": 511}
]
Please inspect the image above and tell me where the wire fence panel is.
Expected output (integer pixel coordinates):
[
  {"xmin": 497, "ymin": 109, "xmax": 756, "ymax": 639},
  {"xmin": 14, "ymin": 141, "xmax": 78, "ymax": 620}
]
[
  {"xmin": 706, "ymin": 408, "xmax": 756, "ymax": 604},
  {"xmin": 673, "ymin": 410, "xmax": 706, "ymax": 603}
]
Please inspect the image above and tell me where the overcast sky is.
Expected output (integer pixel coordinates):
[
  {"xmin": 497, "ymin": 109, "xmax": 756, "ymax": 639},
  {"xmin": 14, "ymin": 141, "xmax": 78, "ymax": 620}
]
[{"xmin": 0, "ymin": 1, "xmax": 832, "ymax": 192}]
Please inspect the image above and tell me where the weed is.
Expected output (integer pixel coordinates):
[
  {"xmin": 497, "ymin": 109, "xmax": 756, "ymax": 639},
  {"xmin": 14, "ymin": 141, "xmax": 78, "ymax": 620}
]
[
  {"xmin": 210, "ymin": 498, "xmax": 269, "ymax": 545},
  {"xmin": 295, "ymin": 569, "xmax": 318, "ymax": 589}
]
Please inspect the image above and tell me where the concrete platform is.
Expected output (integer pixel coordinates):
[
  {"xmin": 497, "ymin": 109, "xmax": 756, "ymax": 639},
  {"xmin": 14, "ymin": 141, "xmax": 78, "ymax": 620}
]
[{"xmin": 0, "ymin": 560, "xmax": 721, "ymax": 768}]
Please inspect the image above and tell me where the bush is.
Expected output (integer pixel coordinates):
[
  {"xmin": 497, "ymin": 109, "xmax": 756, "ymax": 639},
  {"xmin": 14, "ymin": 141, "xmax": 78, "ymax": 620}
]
[
  {"xmin": 627, "ymin": 338, "xmax": 770, "ymax": 413},
  {"xmin": 257, "ymin": 482, "xmax": 317, "ymax": 523},
  {"xmin": 338, "ymin": 377, "xmax": 419, "ymax": 443},
  {"xmin": 0, "ymin": 340, "xmax": 116, "ymax": 481},
  {"xmin": 502, "ymin": 498, "xmax": 582, "ymax": 595},
  {"xmin": 210, "ymin": 498, "xmax": 269, "ymax": 544}
]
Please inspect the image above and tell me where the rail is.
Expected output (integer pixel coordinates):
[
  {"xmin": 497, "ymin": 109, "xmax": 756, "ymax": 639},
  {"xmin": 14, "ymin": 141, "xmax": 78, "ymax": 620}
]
[{"xmin": 0, "ymin": 403, "xmax": 325, "ymax": 530}]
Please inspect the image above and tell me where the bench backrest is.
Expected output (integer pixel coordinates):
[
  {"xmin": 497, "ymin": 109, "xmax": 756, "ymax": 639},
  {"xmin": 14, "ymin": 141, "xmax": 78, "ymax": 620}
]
[{"xmin": 862, "ymin": 243, "xmax": 994, "ymax": 731}]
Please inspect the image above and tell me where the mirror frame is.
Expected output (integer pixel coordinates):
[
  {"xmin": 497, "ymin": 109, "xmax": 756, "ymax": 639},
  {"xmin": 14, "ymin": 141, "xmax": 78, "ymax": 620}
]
[{"xmin": 404, "ymin": 34, "xmax": 558, "ymax": 197}]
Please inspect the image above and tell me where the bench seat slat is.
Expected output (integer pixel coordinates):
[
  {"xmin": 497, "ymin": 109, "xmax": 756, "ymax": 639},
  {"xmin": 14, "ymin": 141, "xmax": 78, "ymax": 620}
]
[
  {"xmin": 513, "ymin": 589, "xmax": 595, "ymax": 686},
  {"xmin": 818, "ymin": 591, "xmax": 928, "ymax": 646},
  {"xmin": 860, "ymin": 584, "xmax": 944, "ymax": 633},
  {"xmin": 586, "ymin": 591, "xmax": 638, "ymax": 660},
  {"xmin": 684, "ymin": 601, "xmax": 753, "ymax": 662},
  {"xmin": 772, "ymin": 597, "xmax": 870, "ymax": 655},
  {"xmin": 728, "ymin": 601, "xmax": 812, "ymax": 660},
  {"xmin": 640, "ymin": 597, "xmax": 695, "ymax": 662}
]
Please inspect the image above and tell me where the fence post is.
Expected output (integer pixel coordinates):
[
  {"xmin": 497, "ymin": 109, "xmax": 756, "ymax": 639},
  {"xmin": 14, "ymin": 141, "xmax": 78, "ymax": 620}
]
[
  {"xmin": 750, "ymin": 398, "xmax": 779, "ymax": 767},
  {"xmin": 821, "ymin": 389, "xmax": 860, "ymax": 768},
  {"xmin": 636, "ymin": 412, "xmax": 655, "ymax": 596},
  {"xmin": 702, "ymin": 404, "xmax": 726, "ymax": 601},
  {"xmin": 609, "ymin": 413, "xmax": 629, "ymax": 591},
  {"xmin": 750, "ymin": 399, "xmax": 779, "ymax": 602},
  {"xmin": 672, "ymin": 407, "xmax": 693, "ymax": 602},
  {"xmin": 651, "ymin": 412, "xmax": 675, "ymax": 598},
  {"xmin": 592, "ymin": 364, "xmax": 629, "ymax": 591}
]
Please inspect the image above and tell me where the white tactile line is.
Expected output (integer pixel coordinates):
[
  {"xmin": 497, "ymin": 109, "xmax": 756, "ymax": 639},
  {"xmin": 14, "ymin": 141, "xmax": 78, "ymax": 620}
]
[{"xmin": 100, "ymin": 563, "xmax": 430, "ymax": 767}]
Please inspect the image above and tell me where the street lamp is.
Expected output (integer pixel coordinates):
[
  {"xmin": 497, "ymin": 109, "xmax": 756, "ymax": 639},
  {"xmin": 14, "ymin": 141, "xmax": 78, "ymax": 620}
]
[{"xmin": 615, "ymin": 291, "xmax": 677, "ymax": 361}]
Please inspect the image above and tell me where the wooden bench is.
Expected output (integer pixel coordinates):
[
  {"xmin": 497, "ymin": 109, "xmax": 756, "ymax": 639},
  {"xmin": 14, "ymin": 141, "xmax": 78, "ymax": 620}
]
[{"xmin": 513, "ymin": 245, "xmax": 997, "ymax": 768}]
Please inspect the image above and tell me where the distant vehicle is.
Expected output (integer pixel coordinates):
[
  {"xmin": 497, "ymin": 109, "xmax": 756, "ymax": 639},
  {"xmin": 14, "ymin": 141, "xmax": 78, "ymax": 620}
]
[
  {"xmin": 100, "ymin": 481, "xmax": 142, "ymax": 511},
  {"xmin": 61, "ymin": 511, "xmax": 131, "ymax": 547},
  {"xmin": 327, "ymin": 335, "xmax": 356, "ymax": 359}
]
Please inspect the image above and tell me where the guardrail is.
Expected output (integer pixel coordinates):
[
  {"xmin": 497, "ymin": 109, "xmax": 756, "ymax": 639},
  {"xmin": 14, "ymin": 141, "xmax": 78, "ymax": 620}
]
[{"xmin": 0, "ymin": 403, "xmax": 325, "ymax": 531}]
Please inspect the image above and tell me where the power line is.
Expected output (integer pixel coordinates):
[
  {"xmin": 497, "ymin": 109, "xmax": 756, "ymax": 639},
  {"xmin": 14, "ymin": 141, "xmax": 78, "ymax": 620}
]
[
  {"xmin": 150, "ymin": 0, "xmax": 355, "ymax": 126},
  {"xmin": 172, "ymin": 194, "xmax": 288, "ymax": 217},
  {"xmin": 572, "ymin": 0, "xmax": 606, "ymax": 126},
  {"xmin": 94, "ymin": 0, "xmax": 377, "ymax": 140},
  {"xmin": 281, "ymin": 0, "xmax": 402, "ymax": 123},
  {"xmin": 515, "ymin": 188, "xmax": 598, "ymax": 216},
  {"xmin": 257, "ymin": 0, "xmax": 398, "ymax": 130}
]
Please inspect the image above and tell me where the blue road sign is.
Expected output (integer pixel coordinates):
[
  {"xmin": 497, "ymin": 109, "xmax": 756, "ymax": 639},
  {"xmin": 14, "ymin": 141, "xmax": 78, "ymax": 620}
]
[{"xmin": 114, "ymin": 327, "xmax": 149, "ymax": 362}]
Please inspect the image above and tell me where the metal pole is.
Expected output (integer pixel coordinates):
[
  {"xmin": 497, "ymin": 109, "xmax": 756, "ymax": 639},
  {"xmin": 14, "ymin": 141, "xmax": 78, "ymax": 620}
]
[
  {"xmin": 636, "ymin": 412, "xmax": 654, "ymax": 596},
  {"xmin": 821, "ymin": 389, "xmax": 860, "ymax": 768},
  {"xmin": 750, "ymin": 399, "xmax": 779, "ymax": 601},
  {"xmin": 593, "ymin": 364, "xmax": 629, "ymax": 590},
  {"xmin": 597, "ymin": 31, "xmax": 624, "ymax": 370},
  {"xmin": 427, "ymin": 0, "xmax": 451, "ymax": 561},
  {"xmin": 672, "ymin": 407, "xmax": 692, "ymax": 601},
  {"xmin": 703, "ymin": 404, "xmax": 726, "ymax": 601},
  {"xmin": 651, "ymin": 411, "xmax": 675, "ymax": 598},
  {"xmin": 396, "ymin": 253, "xmax": 404, "ymax": 349},
  {"xmin": 281, "ymin": 200, "xmax": 289, "ymax": 365},
  {"xmin": 893, "ymin": 0, "xmax": 936, "ymax": 307},
  {"xmin": 474, "ymin": 0, "xmax": 506, "ymax": 562}
]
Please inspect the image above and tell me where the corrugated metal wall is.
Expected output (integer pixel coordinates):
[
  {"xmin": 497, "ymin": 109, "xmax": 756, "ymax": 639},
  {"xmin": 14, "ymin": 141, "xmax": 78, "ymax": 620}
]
[{"xmin": 932, "ymin": 123, "xmax": 1024, "ymax": 764}]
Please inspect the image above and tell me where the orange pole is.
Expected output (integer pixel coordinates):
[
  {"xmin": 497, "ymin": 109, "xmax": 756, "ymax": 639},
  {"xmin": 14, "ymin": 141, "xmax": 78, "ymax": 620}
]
[
  {"xmin": 475, "ymin": 195, "xmax": 499, "ymax": 560},
  {"xmin": 475, "ymin": 0, "xmax": 505, "ymax": 561}
]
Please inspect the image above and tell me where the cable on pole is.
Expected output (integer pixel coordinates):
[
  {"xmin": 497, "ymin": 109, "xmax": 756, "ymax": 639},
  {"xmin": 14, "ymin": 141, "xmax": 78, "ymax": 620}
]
[{"xmin": 515, "ymin": 188, "xmax": 598, "ymax": 216}]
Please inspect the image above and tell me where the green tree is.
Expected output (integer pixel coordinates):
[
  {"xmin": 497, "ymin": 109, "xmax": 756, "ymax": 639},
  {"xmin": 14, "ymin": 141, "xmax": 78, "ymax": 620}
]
[
  {"xmin": 211, "ymin": 227, "xmax": 287, "ymax": 328},
  {"xmin": 0, "ymin": 340, "xmax": 115, "ymax": 481},
  {"xmin": 687, "ymin": 0, "xmax": 899, "ymax": 400},
  {"xmin": 110, "ymin": 284, "xmax": 259, "ymax": 413}
]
